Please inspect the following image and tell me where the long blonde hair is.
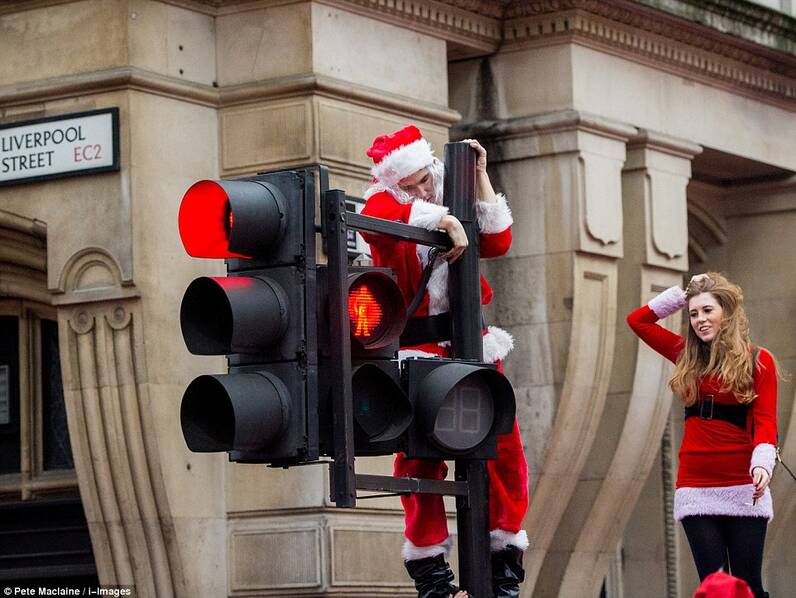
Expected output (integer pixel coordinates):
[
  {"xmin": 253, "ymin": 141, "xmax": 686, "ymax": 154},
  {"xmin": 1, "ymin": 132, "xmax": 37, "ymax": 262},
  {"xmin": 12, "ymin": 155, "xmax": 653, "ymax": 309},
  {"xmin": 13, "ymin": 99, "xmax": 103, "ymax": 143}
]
[{"xmin": 670, "ymin": 272, "xmax": 757, "ymax": 406}]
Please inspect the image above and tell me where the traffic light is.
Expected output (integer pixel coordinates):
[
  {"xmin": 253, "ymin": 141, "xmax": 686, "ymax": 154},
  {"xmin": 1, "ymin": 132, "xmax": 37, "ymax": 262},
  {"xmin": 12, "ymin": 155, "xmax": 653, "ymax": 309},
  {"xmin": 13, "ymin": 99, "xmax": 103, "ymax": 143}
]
[
  {"xmin": 177, "ymin": 169, "xmax": 319, "ymax": 464},
  {"xmin": 318, "ymin": 266, "xmax": 412, "ymax": 456},
  {"xmin": 403, "ymin": 358, "xmax": 515, "ymax": 460}
]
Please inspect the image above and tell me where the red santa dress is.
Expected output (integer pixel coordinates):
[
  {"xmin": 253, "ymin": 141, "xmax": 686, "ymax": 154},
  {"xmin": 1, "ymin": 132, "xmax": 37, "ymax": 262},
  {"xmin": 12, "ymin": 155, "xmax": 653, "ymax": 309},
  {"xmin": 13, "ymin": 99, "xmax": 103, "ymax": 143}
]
[{"xmin": 627, "ymin": 286, "xmax": 778, "ymax": 521}]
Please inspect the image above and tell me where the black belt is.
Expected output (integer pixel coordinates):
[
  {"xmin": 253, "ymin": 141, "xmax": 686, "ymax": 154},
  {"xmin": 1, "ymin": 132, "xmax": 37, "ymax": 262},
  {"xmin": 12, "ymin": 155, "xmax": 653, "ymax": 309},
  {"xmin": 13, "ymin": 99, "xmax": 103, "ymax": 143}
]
[
  {"xmin": 684, "ymin": 394, "xmax": 748, "ymax": 430},
  {"xmin": 400, "ymin": 313, "xmax": 453, "ymax": 346}
]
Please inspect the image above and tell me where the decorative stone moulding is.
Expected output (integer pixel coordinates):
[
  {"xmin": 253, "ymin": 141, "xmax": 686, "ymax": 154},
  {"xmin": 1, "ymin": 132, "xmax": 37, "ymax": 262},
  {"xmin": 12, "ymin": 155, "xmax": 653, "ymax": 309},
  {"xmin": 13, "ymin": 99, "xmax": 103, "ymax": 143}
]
[
  {"xmin": 499, "ymin": 1, "xmax": 796, "ymax": 109},
  {"xmin": 54, "ymin": 247, "xmax": 138, "ymax": 306}
]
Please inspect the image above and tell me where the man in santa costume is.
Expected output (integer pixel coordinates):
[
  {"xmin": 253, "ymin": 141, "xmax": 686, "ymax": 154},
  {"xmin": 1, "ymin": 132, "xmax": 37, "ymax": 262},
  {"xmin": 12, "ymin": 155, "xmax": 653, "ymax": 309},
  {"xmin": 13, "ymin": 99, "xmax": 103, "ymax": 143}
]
[{"xmin": 360, "ymin": 125, "xmax": 529, "ymax": 598}]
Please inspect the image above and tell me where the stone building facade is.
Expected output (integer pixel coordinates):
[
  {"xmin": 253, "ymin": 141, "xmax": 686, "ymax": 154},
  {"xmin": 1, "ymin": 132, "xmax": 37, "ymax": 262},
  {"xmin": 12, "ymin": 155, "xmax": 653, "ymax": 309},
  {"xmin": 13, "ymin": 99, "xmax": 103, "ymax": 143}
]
[{"xmin": 0, "ymin": 0, "xmax": 794, "ymax": 596}]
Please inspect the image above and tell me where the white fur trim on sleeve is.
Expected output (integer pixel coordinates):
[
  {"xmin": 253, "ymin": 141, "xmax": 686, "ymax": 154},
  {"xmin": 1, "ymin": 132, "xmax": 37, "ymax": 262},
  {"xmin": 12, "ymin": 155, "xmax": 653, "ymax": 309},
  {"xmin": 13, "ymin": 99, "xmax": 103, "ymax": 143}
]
[
  {"xmin": 476, "ymin": 193, "xmax": 513, "ymax": 233},
  {"xmin": 750, "ymin": 443, "xmax": 777, "ymax": 477},
  {"xmin": 483, "ymin": 326, "xmax": 514, "ymax": 363},
  {"xmin": 402, "ymin": 537, "xmax": 452, "ymax": 561},
  {"xmin": 648, "ymin": 286, "xmax": 687, "ymax": 319},
  {"xmin": 372, "ymin": 138, "xmax": 435, "ymax": 188},
  {"xmin": 408, "ymin": 200, "xmax": 449, "ymax": 231},
  {"xmin": 490, "ymin": 529, "xmax": 529, "ymax": 552}
]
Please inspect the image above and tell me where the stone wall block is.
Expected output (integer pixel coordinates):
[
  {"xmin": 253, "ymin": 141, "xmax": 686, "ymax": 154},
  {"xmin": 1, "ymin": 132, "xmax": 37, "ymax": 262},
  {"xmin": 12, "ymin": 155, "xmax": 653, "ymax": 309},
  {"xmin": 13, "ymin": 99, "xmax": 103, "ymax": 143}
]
[{"xmin": 220, "ymin": 100, "xmax": 313, "ymax": 176}]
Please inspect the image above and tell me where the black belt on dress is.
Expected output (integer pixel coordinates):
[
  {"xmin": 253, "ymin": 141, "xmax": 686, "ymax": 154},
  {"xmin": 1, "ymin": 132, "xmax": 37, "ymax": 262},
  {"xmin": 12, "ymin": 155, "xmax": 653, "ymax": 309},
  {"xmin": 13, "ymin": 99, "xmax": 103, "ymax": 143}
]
[{"xmin": 684, "ymin": 394, "xmax": 748, "ymax": 430}]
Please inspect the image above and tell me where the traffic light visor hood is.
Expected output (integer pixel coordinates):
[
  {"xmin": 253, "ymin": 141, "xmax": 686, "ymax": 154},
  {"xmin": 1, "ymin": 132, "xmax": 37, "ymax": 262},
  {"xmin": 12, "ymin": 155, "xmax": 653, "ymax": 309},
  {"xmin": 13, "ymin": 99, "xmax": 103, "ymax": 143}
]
[
  {"xmin": 180, "ymin": 372, "xmax": 290, "ymax": 452},
  {"xmin": 415, "ymin": 362, "xmax": 515, "ymax": 455},
  {"xmin": 180, "ymin": 275, "xmax": 289, "ymax": 355},
  {"xmin": 178, "ymin": 179, "xmax": 287, "ymax": 258}
]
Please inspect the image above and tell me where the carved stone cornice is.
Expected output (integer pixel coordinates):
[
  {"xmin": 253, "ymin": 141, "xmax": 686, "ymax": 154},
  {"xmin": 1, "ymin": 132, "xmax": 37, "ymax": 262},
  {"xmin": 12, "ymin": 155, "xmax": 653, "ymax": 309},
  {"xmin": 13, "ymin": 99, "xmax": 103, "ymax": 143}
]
[
  {"xmin": 500, "ymin": 1, "xmax": 796, "ymax": 109},
  {"xmin": 0, "ymin": 67, "xmax": 459, "ymax": 126}
]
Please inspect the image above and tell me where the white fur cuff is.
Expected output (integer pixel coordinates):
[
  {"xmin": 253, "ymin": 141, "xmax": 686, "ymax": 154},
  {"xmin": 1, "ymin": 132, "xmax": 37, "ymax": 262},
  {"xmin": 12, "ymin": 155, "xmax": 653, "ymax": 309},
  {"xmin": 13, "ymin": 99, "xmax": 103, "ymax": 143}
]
[
  {"xmin": 490, "ymin": 529, "xmax": 529, "ymax": 552},
  {"xmin": 648, "ymin": 286, "xmax": 687, "ymax": 319},
  {"xmin": 408, "ymin": 200, "xmax": 449, "ymax": 231},
  {"xmin": 402, "ymin": 537, "xmax": 452, "ymax": 561},
  {"xmin": 750, "ymin": 443, "xmax": 777, "ymax": 477},
  {"xmin": 673, "ymin": 485, "xmax": 773, "ymax": 521},
  {"xmin": 476, "ymin": 193, "xmax": 513, "ymax": 233},
  {"xmin": 483, "ymin": 326, "xmax": 515, "ymax": 363}
]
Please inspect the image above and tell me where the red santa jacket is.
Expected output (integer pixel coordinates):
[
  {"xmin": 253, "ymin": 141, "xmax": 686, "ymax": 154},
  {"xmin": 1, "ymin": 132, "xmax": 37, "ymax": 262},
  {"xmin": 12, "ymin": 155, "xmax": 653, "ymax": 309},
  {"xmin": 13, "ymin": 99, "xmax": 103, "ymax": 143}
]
[
  {"xmin": 627, "ymin": 302, "xmax": 778, "ymax": 488},
  {"xmin": 360, "ymin": 188, "xmax": 514, "ymax": 362}
]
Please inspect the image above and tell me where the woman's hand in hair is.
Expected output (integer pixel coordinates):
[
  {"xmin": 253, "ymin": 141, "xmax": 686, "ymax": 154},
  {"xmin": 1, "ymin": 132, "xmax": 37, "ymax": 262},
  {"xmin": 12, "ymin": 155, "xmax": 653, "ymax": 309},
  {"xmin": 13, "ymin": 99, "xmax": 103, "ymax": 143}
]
[
  {"xmin": 685, "ymin": 273, "xmax": 710, "ymax": 295},
  {"xmin": 751, "ymin": 466, "xmax": 771, "ymax": 500}
]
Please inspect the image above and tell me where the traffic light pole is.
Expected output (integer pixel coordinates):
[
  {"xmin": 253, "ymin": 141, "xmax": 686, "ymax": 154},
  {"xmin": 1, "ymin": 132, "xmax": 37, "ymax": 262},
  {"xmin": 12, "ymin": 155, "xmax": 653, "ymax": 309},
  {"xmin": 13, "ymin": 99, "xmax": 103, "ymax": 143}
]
[
  {"xmin": 325, "ymin": 189, "xmax": 357, "ymax": 507},
  {"xmin": 444, "ymin": 142, "xmax": 493, "ymax": 598}
]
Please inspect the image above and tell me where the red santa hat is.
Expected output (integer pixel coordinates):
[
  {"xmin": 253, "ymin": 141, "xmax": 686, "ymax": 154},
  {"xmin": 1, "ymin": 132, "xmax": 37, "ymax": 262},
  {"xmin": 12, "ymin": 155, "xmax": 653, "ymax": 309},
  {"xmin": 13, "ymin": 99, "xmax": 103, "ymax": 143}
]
[
  {"xmin": 693, "ymin": 571, "xmax": 753, "ymax": 598},
  {"xmin": 366, "ymin": 125, "xmax": 435, "ymax": 188}
]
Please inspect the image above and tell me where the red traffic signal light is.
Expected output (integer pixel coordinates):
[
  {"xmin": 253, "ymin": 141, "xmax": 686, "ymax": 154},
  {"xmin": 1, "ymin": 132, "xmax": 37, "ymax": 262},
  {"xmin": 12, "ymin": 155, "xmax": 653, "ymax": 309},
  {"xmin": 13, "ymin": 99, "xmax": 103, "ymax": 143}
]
[
  {"xmin": 178, "ymin": 169, "xmax": 320, "ymax": 465},
  {"xmin": 347, "ymin": 271, "xmax": 406, "ymax": 352},
  {"xmin": 178, "ymin": 179, "xmax": 287, "ymax": 259}
]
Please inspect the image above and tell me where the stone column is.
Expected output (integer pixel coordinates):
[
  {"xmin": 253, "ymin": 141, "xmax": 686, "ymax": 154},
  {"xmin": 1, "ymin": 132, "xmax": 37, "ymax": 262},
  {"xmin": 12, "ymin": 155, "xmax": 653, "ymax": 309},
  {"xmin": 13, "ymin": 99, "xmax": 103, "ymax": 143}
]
[
  {"xmin": 557, "ymin": 131, "xmax": 699, "ymax": 597},
  {"xmin": 463, "ymin": 110, "xmax": 634, "ymax": 597}
]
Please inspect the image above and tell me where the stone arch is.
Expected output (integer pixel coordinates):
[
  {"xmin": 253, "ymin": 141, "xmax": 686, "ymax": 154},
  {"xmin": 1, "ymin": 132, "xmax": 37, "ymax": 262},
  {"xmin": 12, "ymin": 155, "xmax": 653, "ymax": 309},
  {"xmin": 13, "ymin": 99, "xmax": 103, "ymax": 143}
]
[
  {"xmin": 0, "ymin": 209, "xmax": 49, "ymax": 303},
  {"xmin": 56, "ymin": 246, "xmax": 136, "ymax": 304}
]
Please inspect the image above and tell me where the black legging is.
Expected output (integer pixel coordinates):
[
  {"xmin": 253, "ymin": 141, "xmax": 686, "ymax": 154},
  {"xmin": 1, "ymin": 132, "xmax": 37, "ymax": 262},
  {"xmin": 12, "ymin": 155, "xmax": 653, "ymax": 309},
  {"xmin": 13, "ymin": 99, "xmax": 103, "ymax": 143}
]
[{"xmin": 681, "ymin": 515, "xmax": 768, "ymax": 598}]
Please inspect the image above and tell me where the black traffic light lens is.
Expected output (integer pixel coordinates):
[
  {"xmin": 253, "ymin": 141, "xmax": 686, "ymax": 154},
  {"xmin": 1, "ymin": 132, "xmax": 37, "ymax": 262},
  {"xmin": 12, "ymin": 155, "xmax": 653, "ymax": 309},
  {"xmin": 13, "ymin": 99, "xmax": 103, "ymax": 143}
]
[
  {"xmin": 352, "ymin": 363, "xmax": 411, "ymax": 442},
  {"xmin": 348, "ymin": 272, "xmax": 406, "ymax": 350},
  {"xmin": 181, "ymin": 275, "xmax": 288, "ymax": 355},
  {"xmin": 432, "ymin": 376, "xmax": 494, "ymax": 452},
  {"xmin": 180, "ymin": 372, "xmax": 289, "ymax": 452}
]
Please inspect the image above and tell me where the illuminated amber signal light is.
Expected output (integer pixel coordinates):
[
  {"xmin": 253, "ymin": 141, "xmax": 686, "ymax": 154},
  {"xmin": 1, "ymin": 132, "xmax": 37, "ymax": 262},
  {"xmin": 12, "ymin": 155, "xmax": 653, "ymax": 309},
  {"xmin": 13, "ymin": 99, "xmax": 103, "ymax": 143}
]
[{"xmin": 348, "ymin": 285, "xmax": 384, "ymax": 339}]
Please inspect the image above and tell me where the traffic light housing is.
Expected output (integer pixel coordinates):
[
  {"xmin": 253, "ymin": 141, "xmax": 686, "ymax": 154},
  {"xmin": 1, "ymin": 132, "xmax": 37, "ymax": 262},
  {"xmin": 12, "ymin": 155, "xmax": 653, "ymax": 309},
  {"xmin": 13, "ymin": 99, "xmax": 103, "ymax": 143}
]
[
  {"xmin": 177, "ymin": 169, "xmax": 319, "ymax": 464},
  {"xmin": 403, "ymin": 357, "xmax": 515, "ymax": 460},
  {"xmin": 318, "ymin": 266, "xmax": 412, "ymax": 456}
]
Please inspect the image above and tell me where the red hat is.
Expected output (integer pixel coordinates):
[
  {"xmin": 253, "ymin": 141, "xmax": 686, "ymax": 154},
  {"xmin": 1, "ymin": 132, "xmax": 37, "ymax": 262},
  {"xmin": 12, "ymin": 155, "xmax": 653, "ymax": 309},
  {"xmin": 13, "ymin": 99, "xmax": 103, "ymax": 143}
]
[
  {"xmin": 693, "ymin": 571, "xmax": 754, "ymax": 598},
  {"xmin": 366, "ymin": 125, "xmax": 435, "ymax": 187}
]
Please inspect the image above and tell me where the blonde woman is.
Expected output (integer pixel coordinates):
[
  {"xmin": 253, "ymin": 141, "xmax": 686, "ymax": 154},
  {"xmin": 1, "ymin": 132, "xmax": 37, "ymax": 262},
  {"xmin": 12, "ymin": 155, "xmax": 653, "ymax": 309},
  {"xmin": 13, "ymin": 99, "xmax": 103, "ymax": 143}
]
[{"xmin": 627, "ymin": 273, "xmax": 779, "ymax": 598}]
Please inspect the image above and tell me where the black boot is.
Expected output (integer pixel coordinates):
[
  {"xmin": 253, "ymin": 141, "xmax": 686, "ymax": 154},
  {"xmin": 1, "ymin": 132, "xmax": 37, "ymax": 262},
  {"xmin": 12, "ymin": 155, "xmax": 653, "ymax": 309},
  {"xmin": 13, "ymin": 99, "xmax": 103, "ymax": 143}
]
[
  {"xmin": 491, "ymin": 545, "xmax": 525, "ymax": 598},
  {"xmin": 404, "ymin": 553, "xmax": 459, "ymax": 598}
]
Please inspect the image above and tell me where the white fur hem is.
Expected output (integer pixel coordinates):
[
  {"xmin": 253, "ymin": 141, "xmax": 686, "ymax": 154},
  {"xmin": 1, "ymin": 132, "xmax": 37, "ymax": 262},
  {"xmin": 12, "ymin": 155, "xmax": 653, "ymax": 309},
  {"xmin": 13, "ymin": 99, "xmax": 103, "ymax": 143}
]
[
  {"xmin": 750, "ymin": 443, "xmax": 777, "ymax": 477},
  {"xmin": 402, "ymin": 537, "xmax": 451, "ymax": 561},
  {"xmin": 476, "ymin": 193, "xmax": 513, "ymax": 233},
  {"xmin": 648, "ymin": 286, "xmax": 687, "ymax": 319},
  {"xmin": 490, "ymin": 529, "xmax": 529, "ymax": 552},
  {"xmin": 408, "ymin": 200, "xmax": 449, "ymax": 231},
  {"xmin": 674, "ymin": 485, "xmax": 773, "ymax": 521},
  {"xmin": 372, "ymin": 138, "xmax": 435, "ymax": 188},
  {"xmin": 483, "ymin": 326, "xmax": 514, "ymax": 363}
]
